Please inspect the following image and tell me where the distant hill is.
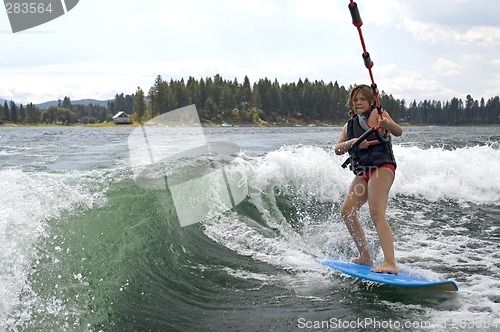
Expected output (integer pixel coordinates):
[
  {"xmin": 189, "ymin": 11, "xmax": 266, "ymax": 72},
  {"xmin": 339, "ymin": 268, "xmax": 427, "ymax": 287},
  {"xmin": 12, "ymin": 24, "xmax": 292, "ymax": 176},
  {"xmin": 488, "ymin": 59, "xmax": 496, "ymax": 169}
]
[
  {"xmin": 36, "ymin": 99, "xmax": 110, "ymax": 109},
  {"xmin": 0, "ymin": 98, "xmax": 110, "ymax": 109},
  {"xmin": 0, "ymin": 98, "xmax": 22, "ymax": 108}
]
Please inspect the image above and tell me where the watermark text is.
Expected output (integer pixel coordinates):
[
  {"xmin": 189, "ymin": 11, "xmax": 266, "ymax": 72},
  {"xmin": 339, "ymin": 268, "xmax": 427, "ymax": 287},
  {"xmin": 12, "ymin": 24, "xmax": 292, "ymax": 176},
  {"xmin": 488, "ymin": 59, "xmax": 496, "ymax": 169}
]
[{"xmin": 297, "ymin": 317, "xmax": 500, "ymax": 330}]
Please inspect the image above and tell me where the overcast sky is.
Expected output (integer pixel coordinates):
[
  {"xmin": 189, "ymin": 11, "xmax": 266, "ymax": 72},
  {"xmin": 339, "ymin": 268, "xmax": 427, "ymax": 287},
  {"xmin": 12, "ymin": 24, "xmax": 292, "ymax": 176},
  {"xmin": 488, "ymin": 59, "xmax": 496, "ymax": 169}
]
[{"xmin": 1, "ymin": 0, "xmax": 499, "ymax": 105}]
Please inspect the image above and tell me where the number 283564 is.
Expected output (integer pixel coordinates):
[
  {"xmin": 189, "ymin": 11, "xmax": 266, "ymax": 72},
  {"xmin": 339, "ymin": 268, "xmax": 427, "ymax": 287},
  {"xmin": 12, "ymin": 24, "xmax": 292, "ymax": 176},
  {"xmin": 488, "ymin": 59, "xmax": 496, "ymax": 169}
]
[{"xmin": 5, "ymin": 2, "xmax": 54, "ymax": 14}]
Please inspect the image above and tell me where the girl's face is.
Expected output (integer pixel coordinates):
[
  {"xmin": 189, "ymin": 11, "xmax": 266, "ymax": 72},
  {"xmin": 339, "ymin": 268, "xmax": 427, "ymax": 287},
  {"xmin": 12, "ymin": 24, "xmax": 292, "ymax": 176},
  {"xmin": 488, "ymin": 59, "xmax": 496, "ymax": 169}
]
[{"xmin": 352, "ymin": 90, "xmax": 371, "ymax": 114}]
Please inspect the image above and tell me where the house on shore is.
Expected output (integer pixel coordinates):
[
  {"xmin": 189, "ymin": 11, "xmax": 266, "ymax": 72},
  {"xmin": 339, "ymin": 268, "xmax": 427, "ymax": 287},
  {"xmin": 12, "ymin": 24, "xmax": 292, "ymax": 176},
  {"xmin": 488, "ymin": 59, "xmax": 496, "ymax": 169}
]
[{"xmin": 112, "ymin": 111, "xmax": 133, "ymax": 124}]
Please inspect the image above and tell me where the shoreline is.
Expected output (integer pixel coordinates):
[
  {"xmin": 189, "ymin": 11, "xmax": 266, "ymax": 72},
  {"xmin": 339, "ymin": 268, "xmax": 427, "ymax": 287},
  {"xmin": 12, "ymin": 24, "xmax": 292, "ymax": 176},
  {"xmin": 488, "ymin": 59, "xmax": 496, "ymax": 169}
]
[
  {"xmin": 0, "ymin": 119, "xmax": 342, "ymax": 128},
  {"xmin": 1, "ymin": 121, "xmax": 498, "ymax": 128}
]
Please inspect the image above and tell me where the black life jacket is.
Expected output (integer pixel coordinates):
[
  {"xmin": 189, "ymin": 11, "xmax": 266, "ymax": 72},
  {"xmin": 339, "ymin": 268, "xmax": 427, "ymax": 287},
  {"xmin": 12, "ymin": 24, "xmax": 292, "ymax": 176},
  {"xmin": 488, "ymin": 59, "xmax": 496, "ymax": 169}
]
[{"xmin": 343, "ymin": 108, "xmax": 396, "ymax": 175}]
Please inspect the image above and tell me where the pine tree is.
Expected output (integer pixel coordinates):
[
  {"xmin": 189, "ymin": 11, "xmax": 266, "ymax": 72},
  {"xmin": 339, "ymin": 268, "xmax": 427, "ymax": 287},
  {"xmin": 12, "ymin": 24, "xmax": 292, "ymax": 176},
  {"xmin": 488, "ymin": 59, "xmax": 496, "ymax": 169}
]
[
  {"xmin": 133, "ymin": 87, "xmax": 146, "ymax": 123},
  {"xmin": 149, "ymin": 75, "xmax": 167, "ymax": 116},
  {"xmin": 62, "ymin": 96, "xmax": 72, "ymax": 110},
  {"xmin": 1, "ymin": 101, "xmax": 8, "ymax": 121},
  {"xmin": 9, "ymin": 101, "xmax": 17, "ymax": 122},
  {"xmin": 19, "ymin": 104, "xmax": 26, "ymax": 123}
]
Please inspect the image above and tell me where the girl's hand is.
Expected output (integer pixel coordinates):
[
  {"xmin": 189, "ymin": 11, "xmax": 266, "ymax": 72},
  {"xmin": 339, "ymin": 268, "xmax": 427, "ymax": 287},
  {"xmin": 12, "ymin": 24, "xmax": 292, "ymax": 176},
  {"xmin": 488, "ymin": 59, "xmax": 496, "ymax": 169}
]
[
  {"xmin": 378, "ymin": 117, "xmax": 391, "ymax": 129},
  {"xmin": 356, "ymin": 138, "xmax": 369, "ymax": 149},
  {"xmin": 377, "ymin": 110, "xmax": 403, "ymax": 136},
  {"xmin": 348, "ymin": 138, "xmax": 369, "ymax": 149}
]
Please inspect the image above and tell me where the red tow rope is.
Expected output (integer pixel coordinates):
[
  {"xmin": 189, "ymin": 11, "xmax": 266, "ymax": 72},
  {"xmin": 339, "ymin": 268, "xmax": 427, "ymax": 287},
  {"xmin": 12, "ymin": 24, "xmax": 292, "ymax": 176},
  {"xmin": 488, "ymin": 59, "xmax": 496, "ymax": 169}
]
[{"xmin": 348, "ymin": 1, "xmax": 383, "ymax": 120}]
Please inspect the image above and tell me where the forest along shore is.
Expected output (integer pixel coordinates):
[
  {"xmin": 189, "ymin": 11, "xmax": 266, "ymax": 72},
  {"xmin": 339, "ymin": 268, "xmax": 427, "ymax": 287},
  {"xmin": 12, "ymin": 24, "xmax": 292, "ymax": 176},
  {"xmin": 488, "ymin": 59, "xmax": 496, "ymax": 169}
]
[{"xmin": 2, "ymin": 75, "xmax": 500, "ymax": 127}]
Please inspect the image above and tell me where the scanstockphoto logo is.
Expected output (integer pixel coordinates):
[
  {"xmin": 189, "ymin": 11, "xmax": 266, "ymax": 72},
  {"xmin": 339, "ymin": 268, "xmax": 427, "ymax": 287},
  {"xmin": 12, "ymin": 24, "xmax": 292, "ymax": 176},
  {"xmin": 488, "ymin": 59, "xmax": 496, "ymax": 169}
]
[
  {"xmin": 128, "ymin": 105, "xmax": 248, "ymax": 228},
  {"xmin": 4, "ymin": 0, "xmax": 79, "ymax": 33}
]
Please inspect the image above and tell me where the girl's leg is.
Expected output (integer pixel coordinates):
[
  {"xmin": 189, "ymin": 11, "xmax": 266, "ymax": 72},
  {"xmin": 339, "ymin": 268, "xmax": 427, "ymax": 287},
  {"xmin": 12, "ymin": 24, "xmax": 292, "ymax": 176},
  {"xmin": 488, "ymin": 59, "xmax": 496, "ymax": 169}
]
[
  {"xmin": 367, "ymin": 167, "xmax": 398, "ymax": 274},
  {"xmin": 340, "ymin": 176, "xmax": 372, "ymax": 266}
]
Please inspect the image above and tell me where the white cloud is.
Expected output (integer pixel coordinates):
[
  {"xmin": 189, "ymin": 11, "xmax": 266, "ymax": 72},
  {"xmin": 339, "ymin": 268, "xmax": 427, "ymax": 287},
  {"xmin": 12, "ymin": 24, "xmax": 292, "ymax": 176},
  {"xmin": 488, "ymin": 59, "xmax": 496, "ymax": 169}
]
[
  {"xmin": 402, "ymin": 19, "xmax": 451, "ymax": 45},
  {"xmin": 0, "ymin": 58, "xmax": 322, "ymax": 103},
  {"xmin": 375, "ymin": 63, "xmax": 459, "ymax": 101},
  {"xmin": 361, "ymin": 1, "xmax": 407, "ymax": 27},
  {"xmin": 458, "ymin": 26, "xmax": 500, "ymax": 46},
  {"xmin": 403, "ymin": 16, "xmax": 500, "ymax": 46},
  {"xmin": 484, "ymin": 86, "xmax": 500, "ymax": 100},
  {"xmin": 1, "ymin": 60, "xmax": 152, "ymax": 103},
  {"xmin": 256, "ymin": 62, "xmax": 319, "ymax": 81},
  {"xmin": 3, "ymin": 0, "xmax": 499, "ymax": 104},
  {"xmin": 290, "ymin": 0, "xmax": 405, "ymax": 26},
  {"xmin": 432, "ymin": 58, "xmax": 462, "ymax": 77},
  {"xmin": 137, "ymin": 8, "xmax": 211, "ymax": 25},
  {"xmin": 384, "ymin": 76, "xmax": 458, "ymax": 102},
  {"xmin": 292, "ymin": 0, "xmax": 347, "ymax": 22},
  {"xmin": 231, "ymin": 0, "xmax": 279, "ymax": 16},
  {"xmin": 484, "ymin": 73, "xmax": 500, "ymax": 99},
  {"xmin": 461, "ymin": 54, "xmax": 482, "ymax": 62}
]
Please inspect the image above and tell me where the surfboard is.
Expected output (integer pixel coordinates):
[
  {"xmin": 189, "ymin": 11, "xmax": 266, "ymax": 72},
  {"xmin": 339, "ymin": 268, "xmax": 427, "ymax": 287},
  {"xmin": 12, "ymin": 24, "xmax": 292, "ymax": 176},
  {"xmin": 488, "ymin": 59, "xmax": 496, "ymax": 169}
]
[{"xmin": 322, "ymin": 259, "xmax": 458, "ymax": 291}]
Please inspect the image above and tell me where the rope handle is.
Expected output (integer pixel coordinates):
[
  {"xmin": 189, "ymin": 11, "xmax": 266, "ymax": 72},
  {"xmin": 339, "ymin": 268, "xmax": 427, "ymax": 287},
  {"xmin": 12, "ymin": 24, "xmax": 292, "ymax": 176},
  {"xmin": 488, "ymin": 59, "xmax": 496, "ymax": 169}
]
[
  {"xmin": 348, "ymin": 1, "xmax": 383, "ymax": 118},
  {"xmin": 351, "ymin": 126, "xmax": 388, "ymax": 149},
  {"xmin": 348, "ymin": 1, "xmax": 389, "ymax": 145}
]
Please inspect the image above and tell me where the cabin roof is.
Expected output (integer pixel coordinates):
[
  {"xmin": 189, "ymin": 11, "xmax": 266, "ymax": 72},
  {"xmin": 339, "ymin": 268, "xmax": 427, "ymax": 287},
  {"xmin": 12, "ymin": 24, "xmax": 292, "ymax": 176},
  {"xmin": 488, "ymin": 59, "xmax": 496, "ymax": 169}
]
[{"xmin": 112, "ymin": 111, "xmax": 130, "ymax": 119}]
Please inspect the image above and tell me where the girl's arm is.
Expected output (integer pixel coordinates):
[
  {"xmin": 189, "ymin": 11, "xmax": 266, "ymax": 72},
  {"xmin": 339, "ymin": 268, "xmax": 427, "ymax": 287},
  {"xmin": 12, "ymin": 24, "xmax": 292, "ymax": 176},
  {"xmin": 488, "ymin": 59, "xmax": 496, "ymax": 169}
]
[
  {"xmin": 379, "ymin": 110, "xmax": 403, "ymax": 137},
  {"xmin": 335, "ymin": 124, "xmax": 359, "ymax": 155}
]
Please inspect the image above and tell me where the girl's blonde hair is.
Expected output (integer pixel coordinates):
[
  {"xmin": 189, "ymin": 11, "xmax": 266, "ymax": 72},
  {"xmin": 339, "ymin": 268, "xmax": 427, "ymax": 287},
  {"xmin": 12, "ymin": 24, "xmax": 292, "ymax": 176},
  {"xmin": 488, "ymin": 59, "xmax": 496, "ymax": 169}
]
[{"xmin": 347, "ymin": 84, "xmax": 375, "ymax": 117}]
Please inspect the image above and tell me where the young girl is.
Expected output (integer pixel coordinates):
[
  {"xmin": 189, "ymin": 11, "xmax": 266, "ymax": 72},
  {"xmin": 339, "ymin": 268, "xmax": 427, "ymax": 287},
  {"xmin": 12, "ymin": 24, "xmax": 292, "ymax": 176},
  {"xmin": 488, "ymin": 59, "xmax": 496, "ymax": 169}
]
[{"xmin": 334, "ymin": 84, "xmax": 402, "ymax": 274}]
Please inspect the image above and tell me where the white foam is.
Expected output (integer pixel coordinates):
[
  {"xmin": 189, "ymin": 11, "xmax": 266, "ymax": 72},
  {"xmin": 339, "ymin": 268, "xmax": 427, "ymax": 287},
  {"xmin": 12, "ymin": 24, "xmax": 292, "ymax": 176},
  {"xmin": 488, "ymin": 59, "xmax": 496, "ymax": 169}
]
[
  {"xmin": 393, "ymin": 199, "xmax": 500, "ymax": 327},
  {"xmin": 0, "ymin": 169, "xmax": 111, "ymax": 330},
  {"xmin": 253, "ymin": 144, "xmax": 350, "ymax": 203},
  {"xmin": 203, "ymin": 144, "xmax": 500, "ymax": 327},
  {"xmin": 392, "ymin": 145, "xmax": 500, "ymax": 204},
  {"xmin": 202, "ymin": 146, "xmax": 364, "ymax": 293}
]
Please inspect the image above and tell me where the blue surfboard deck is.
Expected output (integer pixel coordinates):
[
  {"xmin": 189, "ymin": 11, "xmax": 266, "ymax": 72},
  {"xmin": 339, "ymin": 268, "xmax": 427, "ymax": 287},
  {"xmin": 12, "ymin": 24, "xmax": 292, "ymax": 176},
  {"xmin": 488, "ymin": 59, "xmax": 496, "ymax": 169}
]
[{"xmin": 322, "ymin": 259, "xmax": 458, "ymax": 291}]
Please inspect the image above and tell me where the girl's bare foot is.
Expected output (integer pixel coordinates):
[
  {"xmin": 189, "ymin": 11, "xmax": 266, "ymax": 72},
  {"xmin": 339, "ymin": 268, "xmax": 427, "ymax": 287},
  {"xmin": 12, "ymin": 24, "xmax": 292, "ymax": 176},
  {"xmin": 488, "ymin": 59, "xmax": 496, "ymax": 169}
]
[
  {"xmin": 371, "ymin": 261, "xmax": 398, "ymax": 274},
  {"xmin": 352, "ymin": 256, "xmax": 374, "ymax": 267}
]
